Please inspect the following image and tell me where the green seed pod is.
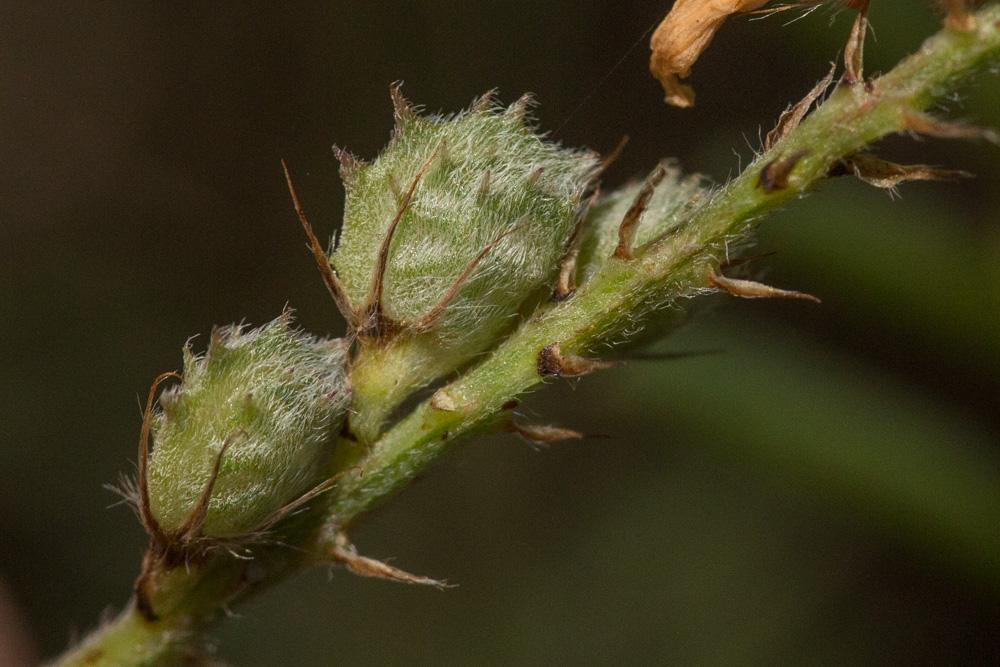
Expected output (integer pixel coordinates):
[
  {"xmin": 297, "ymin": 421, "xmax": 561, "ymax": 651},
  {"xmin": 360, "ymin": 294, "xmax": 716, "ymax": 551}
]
[
  {"xmin": 144, "ymin": 314, "xmax": 350, "ymax": 545},
  {"xmin": 332, "ymin": 91, "xmax": 600, "ymax": 441}
]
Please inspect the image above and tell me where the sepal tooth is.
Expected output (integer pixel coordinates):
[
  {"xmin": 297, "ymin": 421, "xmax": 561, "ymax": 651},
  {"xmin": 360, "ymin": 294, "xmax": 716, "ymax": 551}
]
[
  {"xmin": 389, "ymin": 81, "xmax": 418, "ymax": 126},
  {"xmin": 473, "ymin": 89, "xmax": 499, "ymax": 112},
  {"xmin": 332, "ymin": 144, "xmax": 367, "ymax": 186},
  {"xmin": 507, "ymin": 93, "xmax": 534, "ymax": 124}
]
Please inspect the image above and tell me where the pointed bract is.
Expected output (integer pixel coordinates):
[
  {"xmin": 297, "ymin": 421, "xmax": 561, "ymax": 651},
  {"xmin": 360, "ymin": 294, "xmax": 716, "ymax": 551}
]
[
  {"xmin": 390, "ymin": 82, "xmax": 418, "ymax": 126},
  {"xmin": 576, "ymin": 162, "xmax": 706, "ymax": 284},
  {"xmin": 333, "ymin": 144, "xmax": 367, "ymax": 187}
]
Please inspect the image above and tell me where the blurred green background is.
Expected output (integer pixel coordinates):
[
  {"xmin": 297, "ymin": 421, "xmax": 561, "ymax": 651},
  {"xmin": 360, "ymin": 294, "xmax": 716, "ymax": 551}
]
[{"xmin": 2, "ymin": 1, "xmax": 999, "ymax": 664}]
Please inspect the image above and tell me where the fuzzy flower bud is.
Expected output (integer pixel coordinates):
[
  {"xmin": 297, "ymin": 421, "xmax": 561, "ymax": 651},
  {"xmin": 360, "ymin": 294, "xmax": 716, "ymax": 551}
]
[
  {"xmin": 331, "ymin": 91, "xmax": 600, "ymax": 441},
  {"xmin": 144, "ymin": 314, "xmax": 350, "ymax": 545}
]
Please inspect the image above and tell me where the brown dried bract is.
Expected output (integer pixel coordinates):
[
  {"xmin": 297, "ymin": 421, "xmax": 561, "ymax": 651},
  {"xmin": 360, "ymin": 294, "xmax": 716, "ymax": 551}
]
[
  {"xmin": 709, "ymin": 270, "xmax": 820, "ymax": 303},
  {"xmin": 650, "ymin": 0, "xmax": 769, "ymax": 108},
  {"xmin": 765, "ymin": 63, "xmax": 837, "ymax": 151},
  {"xmin": 841, "ymin": 153, "xmax": 972, "ymax": 189},
  {"xmin": 554, "ymin": 188, "xmax": 601, "ymax": 301},
  {"xmin": 359, "ymin": 147, "xmax": 441, "ymax": 339},
  {"xmin": 329, "ymin": 533, "xmax": 450, "ymax": 589},
  {"xmin": 613, "ymin": 164, "xmax": 667, "ymax": 260},
  {"xmin": 281, "ymin": 161, "xmax": 355, "ymax": 326},
  {"xmin": 843, "ymin": 0, "xmax": 870, "ymax": 85},
  {"xmin": 903, "ymin": 110, "xmax": 1000, "ymax": 145},
  {"xmin": 507, "ymin": 421, "xmax": 585, "ymax": 444}
]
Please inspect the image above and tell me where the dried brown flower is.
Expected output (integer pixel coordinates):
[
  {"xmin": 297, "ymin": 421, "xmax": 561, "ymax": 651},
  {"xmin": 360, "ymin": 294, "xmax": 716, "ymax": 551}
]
[
  {"xmin": 649, "ymin": 0, "xmax": 770, "ymax": 108},
  {"xmin": 650, "ymin": 1, "xmax": 873, "ymax": 107}
]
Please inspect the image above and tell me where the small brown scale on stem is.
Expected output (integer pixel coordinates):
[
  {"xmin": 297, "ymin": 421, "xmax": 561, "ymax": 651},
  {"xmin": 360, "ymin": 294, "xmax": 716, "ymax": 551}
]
[
  {"xmin": 944, "ymin": 0, "xmax": 982, "ymax": 31},
  {"xmin": 757, "ymin": 150, "xmax": 809, "ymax": 192},
  {"xmin": 538, "ymin": 343, "xmax": 619, "ymax": 378}
]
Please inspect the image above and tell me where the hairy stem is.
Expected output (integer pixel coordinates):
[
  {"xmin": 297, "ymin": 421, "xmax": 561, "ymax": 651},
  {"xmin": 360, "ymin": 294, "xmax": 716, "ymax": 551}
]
[
  {"xmin": 51, "ymin": 7, "xmax": 1000, "ymax": 665},
  {"xmin": 52, "ymin": 523, "xmax": 313, "ymax": 666},
  {"xmin": 53, "ymin": 557, "xmax": 245, "ymax": 666},
  {"xmin": 326, "ymin": 7, "xmax": 1000, "ymax": 523}
]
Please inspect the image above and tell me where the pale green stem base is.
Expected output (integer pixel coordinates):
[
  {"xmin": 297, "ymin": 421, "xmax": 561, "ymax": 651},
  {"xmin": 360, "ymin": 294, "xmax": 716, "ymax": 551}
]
[
  {"xmin": 52, "ymin": 537, "xmax": 306, "ymax": 665},
  {"xmin": 348, "ymin": 335, "xmax": 458, "ymax": 443},
  {"xmin": 55, "ymin": 607, "xmax": 183, "ymax": 667}
]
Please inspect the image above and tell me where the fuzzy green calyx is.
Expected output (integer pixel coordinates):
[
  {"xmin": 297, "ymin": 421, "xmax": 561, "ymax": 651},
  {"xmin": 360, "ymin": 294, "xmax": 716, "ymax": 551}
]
[
  {"xmin": 332, "ymin": 92, "xmax": 600, "ymax": 440},
  {"xmin": 334, "ymin": 93, "xmax": 600, "ymax": 340},
  {"xmin": 145, "ymin": 314, "xmax": 350, "ymax": 543}
]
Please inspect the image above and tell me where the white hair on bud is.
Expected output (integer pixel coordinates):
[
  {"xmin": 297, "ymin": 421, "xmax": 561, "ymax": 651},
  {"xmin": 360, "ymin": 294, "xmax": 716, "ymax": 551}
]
[
  {"xmin": 333, "ymin": 96, "xmax": 601, "ymax": 351},
  {"xmin": 147, "ymin": 316, "xmax": 350, "ymax": 540}
]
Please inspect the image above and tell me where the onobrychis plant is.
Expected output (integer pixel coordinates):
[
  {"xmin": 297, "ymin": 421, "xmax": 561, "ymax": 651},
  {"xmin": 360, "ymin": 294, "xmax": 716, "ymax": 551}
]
[{"xmin": 54, "ymin": 3, "xmax": 1000, "ymax": 664}]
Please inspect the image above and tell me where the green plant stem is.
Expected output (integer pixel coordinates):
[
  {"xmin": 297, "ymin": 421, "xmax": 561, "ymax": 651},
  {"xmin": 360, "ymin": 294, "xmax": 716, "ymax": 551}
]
[
  {"xmin": 52, "ymin": 528, "xmax": 310, "ymax": 665},
  {"xmin": 50, "ymin": 8, "xmax": 1000, "ymax": 665},
  {"xmin": 54, "ymin": 607, "xmax": 175, "ymax": 667},
  {"xmin": 53, "ymin": 557, "xmax": 245, "ymax": 666},
  {"xmin": 326, "ymin": 8, "xmax": 1000, "ymax": 523}
]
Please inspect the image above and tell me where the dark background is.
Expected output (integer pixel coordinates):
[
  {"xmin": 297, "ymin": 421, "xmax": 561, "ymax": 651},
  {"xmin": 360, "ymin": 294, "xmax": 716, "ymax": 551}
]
[{"xmin": 2, "ymin": 1, "xmax": 999, "ymax": 664}]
